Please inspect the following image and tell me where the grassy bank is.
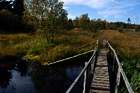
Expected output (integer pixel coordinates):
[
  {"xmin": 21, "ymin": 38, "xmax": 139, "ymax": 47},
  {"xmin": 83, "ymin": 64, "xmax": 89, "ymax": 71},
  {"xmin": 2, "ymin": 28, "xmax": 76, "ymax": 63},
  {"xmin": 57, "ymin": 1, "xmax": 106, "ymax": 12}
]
[
  {"xmin": 0, "ymin": 30, "xmax": 97, "ymax": 64},
  {"xmin": 0, "ymin": 33, "xmax": 32, "ymax": 56}
]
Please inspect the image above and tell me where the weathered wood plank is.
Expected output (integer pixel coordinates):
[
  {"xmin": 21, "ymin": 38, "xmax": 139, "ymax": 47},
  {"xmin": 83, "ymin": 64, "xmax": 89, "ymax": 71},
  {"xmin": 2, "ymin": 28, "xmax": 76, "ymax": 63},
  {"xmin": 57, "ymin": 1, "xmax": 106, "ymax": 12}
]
[{"xmin": 90, "ymin": 49, "xmax": 110, "ymax": 93}]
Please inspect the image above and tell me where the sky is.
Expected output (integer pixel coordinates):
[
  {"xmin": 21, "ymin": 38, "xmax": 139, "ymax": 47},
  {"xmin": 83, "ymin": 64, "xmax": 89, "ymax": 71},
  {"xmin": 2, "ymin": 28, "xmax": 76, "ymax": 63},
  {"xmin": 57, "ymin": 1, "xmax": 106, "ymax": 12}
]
[{"xmin": 61, "ymin": 0, "xmax": 140, "ymax": 24}]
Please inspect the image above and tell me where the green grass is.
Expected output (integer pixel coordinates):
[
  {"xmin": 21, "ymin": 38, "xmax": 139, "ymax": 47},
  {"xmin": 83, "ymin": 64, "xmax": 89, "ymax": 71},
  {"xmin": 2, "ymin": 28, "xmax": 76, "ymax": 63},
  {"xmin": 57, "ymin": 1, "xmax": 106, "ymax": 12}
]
[{"xmin": 121, "ymin": 58, "xmax": 140, "ymax": 93}]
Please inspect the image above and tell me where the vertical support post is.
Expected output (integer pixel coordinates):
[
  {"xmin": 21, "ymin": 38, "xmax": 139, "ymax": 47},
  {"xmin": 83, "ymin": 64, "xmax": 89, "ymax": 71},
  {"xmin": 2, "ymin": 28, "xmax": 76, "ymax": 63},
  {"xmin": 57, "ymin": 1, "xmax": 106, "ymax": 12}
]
[
  {"xmin": 117, "ymin": 67, "xmax": 121, "ymax": 86},
  {"xmin": 115, "ymin": 66, "xmax": 121, "ymax": 93},
  {"xmin": 112, "ymin": 54, "xmax": 116, "ymax": 72},
  {"xmin": 90, "ymin": 56, "xmax": 95, "ymax": 74},
  {"xmin": 83, "ymin": 62, "xmax": 87, "ymax": 93}
]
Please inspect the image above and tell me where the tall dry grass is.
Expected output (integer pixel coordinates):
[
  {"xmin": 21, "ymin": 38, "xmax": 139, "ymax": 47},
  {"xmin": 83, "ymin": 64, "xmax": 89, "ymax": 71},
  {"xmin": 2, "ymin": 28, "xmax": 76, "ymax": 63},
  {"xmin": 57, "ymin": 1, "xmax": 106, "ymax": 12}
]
[
  {"xmin": 99, "ymin": 30, "xmax": 140, "ymax": 58},
  {"xmin": 0, "ymin": 30, "xmax": 139, "ymax": 63},
  {"xmin": 0, "ymin": 30, "xmax": 97, "ymax": 64},
  {"xmin": 99, "ymin": 30, "xmax": 140, "ymax": 93}
]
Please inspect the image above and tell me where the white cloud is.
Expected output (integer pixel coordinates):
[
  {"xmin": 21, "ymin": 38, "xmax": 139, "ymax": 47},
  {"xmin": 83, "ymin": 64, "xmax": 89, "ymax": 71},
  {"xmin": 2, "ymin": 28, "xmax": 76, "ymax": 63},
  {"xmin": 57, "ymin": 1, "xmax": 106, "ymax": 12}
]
[
  {"xmin": 61, "ymin": 0, "xmax": 140, "ymax": 21},
  {"xmin": 86, "ymin": 0, "xmax": 113, "ymax": 9},
  {"xmin": 61, "ymin": 0, "xmax": 113, "ymax": 9},
  {"xmin": 61, "ymin": 0, "xmax": 84, "ymax": 5},
  {"xmin": 98, "ymin": 1, "xmax": 140, "ymax": 18},
  {"xmin": 68, "ymin": 14, "xmax": 76, "ymax": 19},
  {"xmin": 63, "ymin": 6, "xmax": 69, "ymax": 10}
]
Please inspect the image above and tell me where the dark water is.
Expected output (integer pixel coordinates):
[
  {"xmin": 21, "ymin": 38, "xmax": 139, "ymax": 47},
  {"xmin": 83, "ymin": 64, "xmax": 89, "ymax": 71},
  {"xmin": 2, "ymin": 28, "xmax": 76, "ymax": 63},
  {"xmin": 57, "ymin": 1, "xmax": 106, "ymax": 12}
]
[
  {"xmin": 41, "ymin": 63, "xmax": 84, "ymax": 93},
  {"xmin": 0, "ymin": 53, "xmax": 92, "ymax": 93},
  {"xmin": 0, "ymin": 61, "xmax": 36, "ymax": 93}
]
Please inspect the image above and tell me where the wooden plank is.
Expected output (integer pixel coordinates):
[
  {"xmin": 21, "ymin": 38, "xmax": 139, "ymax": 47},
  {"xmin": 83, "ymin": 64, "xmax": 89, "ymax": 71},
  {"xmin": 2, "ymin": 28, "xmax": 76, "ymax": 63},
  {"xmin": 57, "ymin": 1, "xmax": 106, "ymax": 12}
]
[
  {"xmin": 90, "ymin": 89, "xmax": 110, "ymax": 93},
  {"xmin": 90, "ymin": 49, "xmax": 110, "ymax": 93}
]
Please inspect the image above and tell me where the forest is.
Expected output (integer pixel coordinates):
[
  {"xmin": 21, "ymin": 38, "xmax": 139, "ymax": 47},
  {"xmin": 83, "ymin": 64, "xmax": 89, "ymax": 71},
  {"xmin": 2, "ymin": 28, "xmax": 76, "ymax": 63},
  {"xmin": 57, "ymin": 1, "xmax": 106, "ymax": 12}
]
[{"xmin": 0, "ymin": 0, "xmax": 140, "ymax": 93}]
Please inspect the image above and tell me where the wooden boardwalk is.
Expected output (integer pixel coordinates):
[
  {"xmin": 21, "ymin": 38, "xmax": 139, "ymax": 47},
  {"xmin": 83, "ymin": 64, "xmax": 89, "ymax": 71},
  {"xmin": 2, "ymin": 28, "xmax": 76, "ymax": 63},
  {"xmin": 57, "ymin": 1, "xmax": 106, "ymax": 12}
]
[
  {"xmin": 63, "ymin": 40, "xmax": 134, "ymax": 93},
  {"xmin": 90, "ymin": 49, "xmax": 110, "ymax": 93}
]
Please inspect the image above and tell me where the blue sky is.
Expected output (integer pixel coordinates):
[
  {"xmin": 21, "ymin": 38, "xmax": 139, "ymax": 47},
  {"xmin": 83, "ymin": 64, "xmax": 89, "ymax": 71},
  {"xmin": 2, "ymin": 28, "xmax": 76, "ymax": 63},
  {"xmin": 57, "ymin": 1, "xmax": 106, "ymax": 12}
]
[{"xmin": 61, "ymin": 0, "xmax": 140, "ymax": 24}]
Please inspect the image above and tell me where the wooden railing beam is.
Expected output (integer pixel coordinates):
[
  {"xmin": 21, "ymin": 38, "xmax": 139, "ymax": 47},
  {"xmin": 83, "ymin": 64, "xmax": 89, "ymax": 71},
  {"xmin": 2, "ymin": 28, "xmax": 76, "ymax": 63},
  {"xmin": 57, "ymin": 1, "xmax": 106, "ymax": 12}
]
[
  {"xmin": 46, "ymin": 49, "xmax": 95, "ymax": 66},
  {"xmin": 107, "ymin": 41, "xmax": 134, "ymax": 93},
  {"xmin": 66, "ymin": 50, "xmax": 97, "ymax": 93}
]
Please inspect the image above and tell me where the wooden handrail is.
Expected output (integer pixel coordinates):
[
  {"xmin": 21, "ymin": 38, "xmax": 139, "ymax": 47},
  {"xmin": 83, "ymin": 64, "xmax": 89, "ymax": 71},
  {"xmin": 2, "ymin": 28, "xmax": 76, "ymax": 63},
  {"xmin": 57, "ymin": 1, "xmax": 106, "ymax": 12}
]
[
  {"xmin": 107, "ymin": 41, "xmax": 134, "ymax": 93},
  {"xmin": 83, "ymin": 62, "xmax": 87, "ymax": 93},
  {"xmin": 45, "ymin": 49, "xmax": 95, "ymax": 66},
  {"xmin": 45, "ymin": 40, "xmax": 99, "ymax": 66},
  {"xmin": 66, "ymin": 40, "xmax": 98, "ymax": 93},
  {"xmin": 66, "ymin": 48, "xmax": 97, "ymax": 93}
]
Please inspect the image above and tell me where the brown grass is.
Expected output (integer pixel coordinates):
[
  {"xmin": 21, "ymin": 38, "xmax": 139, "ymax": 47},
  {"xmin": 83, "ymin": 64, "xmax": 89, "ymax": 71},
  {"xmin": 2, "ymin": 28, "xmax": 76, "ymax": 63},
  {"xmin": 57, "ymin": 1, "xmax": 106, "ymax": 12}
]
[
  {"xmin": 1, "ymin": 30, "xmax": 139, "ymax": 63},
  {"xmin": 0, "ymin": 30, "xmax": 97, "ymax": 64},
  {"xmin": 99, "ymin": 30, "xmax": 140, "ymax": 58}
]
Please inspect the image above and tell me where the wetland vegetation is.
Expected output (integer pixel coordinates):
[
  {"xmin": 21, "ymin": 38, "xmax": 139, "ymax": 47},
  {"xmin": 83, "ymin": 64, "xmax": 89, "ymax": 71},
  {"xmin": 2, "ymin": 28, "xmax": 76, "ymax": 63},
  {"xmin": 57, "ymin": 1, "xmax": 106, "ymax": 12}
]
[{"xmin": 0, "ymin": 0, "xmax": 140, "ymax": 93}]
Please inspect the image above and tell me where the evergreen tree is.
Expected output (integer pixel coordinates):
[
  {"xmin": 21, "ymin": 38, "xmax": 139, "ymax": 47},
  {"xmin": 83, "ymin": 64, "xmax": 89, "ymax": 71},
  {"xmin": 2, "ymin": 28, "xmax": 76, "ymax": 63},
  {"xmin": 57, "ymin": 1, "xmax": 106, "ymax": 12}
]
[
  {"xmin": 79, "ymin": 13, "xmax": 90, "ymax": 30},
  {"xmin": 127, "ymin": 18, "xmax": 131, "ymax": 24},
  {"xmin": 13, "ymin": 0, "xmax": 24, "ymax": 16}
]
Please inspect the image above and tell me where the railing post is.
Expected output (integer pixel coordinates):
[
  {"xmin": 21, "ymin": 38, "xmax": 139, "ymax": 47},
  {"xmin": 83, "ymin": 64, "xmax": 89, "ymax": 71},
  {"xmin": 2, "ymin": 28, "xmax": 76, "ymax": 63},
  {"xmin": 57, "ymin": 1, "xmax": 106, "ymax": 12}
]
[
  {"xmin": 83, "ymin": 62, "xmax": 87, "ymax": 93},
  {"xmin": 90, "ymin": 55, "xmax": 95, "ymax": 74},
  {"xmin": 115, "ymin": 66, "xmax": 121, "ymax": 93},
  {"xmin": 112, "ymin": 54, "xmax": 116, "ymax": 72},
  {"xmin": 90, "ymin": 40, "xmax": 98, "ymax": 74}
]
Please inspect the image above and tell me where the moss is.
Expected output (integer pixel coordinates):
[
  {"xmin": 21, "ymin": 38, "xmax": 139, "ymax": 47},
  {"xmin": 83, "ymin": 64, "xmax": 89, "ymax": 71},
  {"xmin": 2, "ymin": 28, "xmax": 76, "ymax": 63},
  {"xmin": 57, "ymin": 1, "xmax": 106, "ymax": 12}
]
[{"xmin": 23, "ymin": 54, "xmax": 40, "ymax": 62}]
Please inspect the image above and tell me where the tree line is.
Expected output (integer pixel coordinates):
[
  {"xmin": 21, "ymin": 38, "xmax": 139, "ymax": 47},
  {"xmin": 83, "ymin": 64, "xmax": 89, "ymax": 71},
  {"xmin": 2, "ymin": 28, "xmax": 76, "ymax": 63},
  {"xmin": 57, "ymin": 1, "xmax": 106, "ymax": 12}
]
[{"xmin": 0, "ymin": 0, "xmax": 140, "ymax": 33}]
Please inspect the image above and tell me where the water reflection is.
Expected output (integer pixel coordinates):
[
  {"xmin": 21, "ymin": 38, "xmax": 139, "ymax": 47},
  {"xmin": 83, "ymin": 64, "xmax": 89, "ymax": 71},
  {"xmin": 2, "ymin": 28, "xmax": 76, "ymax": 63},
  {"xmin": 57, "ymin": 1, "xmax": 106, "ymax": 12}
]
[
  {"xmin": 0, "ymin": 52, "xmax": 92, "ymax": 93},
  {"xmin": 66, "ymin": 65, "xmax": 83, "ymax": 80},
  {"xmin": 0, "ymin": 60, "xmax": 84, "ymax": 93},
  {"xmin": 0, "ymin": 68, "xmax": 11, "ymax": 88},
  {"xmin": 0, "ymin": 61, "xmax": 36, "ymax": 93},
  {"xmin": 31, "ymin": 62, "xmax": 84, "ymax": 93}
]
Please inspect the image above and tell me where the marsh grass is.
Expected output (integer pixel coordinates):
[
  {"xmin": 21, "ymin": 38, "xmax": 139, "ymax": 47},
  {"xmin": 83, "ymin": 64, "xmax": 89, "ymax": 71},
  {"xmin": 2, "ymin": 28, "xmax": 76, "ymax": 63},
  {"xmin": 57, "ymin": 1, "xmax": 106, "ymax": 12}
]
[
  {"xmin": 99, "ymin": 30, "xmax": 140, "ymax": 93},
  {"xmin": 0, "ymin": 30, "xmax": 97, "ymax": 64},
  {"xmin": 100, "ymin": 30, "xmax": 140, "ymax": 58}
]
